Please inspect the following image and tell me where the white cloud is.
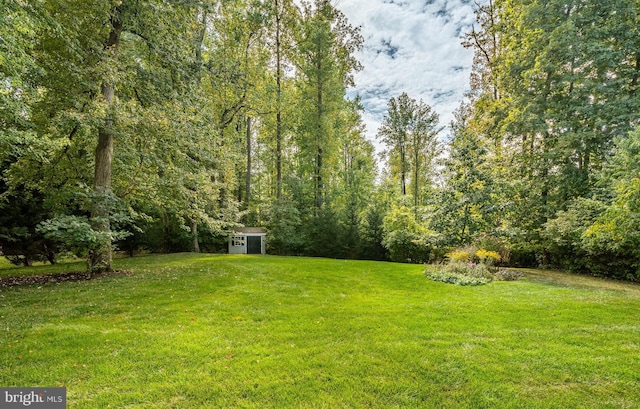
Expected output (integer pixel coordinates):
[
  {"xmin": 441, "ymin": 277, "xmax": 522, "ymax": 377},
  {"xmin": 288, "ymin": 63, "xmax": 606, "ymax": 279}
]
[{"xmin": 336, "ymin": 0, "xmax": 476, "ymax": 146}]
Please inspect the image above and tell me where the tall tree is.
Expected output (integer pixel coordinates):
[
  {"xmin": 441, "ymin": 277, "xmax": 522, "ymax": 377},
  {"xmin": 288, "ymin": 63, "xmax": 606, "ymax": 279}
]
[
  {"xmin": 459, "ymin": 0, "xmax": 640, "ymax": 266},
  {"xmin": 8, "ymin": 0, "xmax": 212, "ymax": 270},
  {"xmin": 377, "ymin": 93, "xmax": 412, "ymax": 197},
  {"xmin": 377, "ymin": 92, "xmax": 441, "ymax": 214},
  {"xmin": 267, "ymin": 0, "xmax": 298, "ymax": 200},
  {"xmin": 435, "ymin": 103, "xmax": 496, "ymax": 245},
  {"xmin": 295, "ymin": 0, "xmax": 362, "ymax": 212},
  {"xmin": 408, "ymin": 99, "xmax": 441, "ymax": 212},
  {"xmin": 463, "ymin": 0, "xmax": 501, "ymax": 102},
  {"xmin": 582, "ymin": 127, "xmax": 640, "ymax": 278},
  {"xmin": 90, "ymin": 2, "xmax": 123, "ymax": 272},
  {"xmin": 335, "ymin": 100, "xmax": 376, "ymax": 258}
]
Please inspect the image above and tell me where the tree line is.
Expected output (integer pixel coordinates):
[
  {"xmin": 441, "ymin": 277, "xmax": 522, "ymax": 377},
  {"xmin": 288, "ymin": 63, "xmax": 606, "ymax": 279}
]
[{"xmin": 1, "ymin": 0, "xmax": 639, "ymax": 280}]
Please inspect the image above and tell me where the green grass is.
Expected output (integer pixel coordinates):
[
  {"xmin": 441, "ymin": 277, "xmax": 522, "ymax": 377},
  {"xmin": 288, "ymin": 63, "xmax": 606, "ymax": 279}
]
[{"xmin": 2, "ymin": 254, "xmax": 640, "ymax": 408}]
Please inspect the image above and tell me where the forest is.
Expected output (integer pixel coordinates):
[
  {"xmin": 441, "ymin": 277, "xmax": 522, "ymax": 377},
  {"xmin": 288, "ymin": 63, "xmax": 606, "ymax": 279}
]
[{"xmin": 1, "ymin": 0, "xmax": 639, "ymax": 280}]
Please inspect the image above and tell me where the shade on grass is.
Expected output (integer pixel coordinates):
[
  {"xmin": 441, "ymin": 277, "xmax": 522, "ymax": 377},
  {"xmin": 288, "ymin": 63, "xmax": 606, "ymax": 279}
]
[{"xmin": 1, "ymin": 254, "xmax": 639, "ymax": 408}]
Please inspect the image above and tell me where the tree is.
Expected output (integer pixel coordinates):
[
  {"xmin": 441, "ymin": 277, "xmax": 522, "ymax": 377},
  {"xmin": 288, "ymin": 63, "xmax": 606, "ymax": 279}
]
[
  {"xmin": 334, "ymin": 100, "xmax": 376, "ymax": 258},
  {"xmin": 408, "ymin": 99, "xmax": 442, "ymax": 212},
  {"xmin": 377, "ymin": 92, "xmax": 441, "ymax": 216},
  {"xmin": 360, "ymin": 199, "xmax": 390, "ymax": 261},
  {"xmin": 89, "ymin": 2, "xmax": 123, "ymax": 273},
  {"xmin": 462, "ymin": 0, "xmax": 501, "ymax": 102},
  {"xmin": 435, "ymin": 105, "xmax": 496, "ymax": 245},
  {"xmin": 0, "ymin": 1, "xmax": 44, "ymax": 162},
  {"xmin": 0, "ymin": 0, "xmax": 241, "ymax": 270},
  {"xmin": 377, "ymin": 93, "xmax": 413, "ymax": 197},
  {"xmin": 294, "ymin": 0, "xmax": 362, "ymax": 212},
  {"xmin": 462, "ymin": 0, "xmax": 640, "ymax": 267},
  {"xmin": 382, "ymin": 200, "xmax": 436, "ymax": 263},
  {"xmin": 265, "ymin": 0, "xmax": 298, "ymax": 200},
  {"xmin": 581, "ymin": 128, "xmax": 640, "ymax": 279},
  {"xmin": 1, "ymin": 0, "xmax": 383, "ymax": 264},
  {"xmin": 85, "ymin": 1, "xmax": 203, "ymax": 271},
  {"xmin": 0, "ymin": 2, "xmax": 56, "ymax": 265},
  {"xmin": 265, "ymin": 198, "xmax": 304, "ymax": 255}
]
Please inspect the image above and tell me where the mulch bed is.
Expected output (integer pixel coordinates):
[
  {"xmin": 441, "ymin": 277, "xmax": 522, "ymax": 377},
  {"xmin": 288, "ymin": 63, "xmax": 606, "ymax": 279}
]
[{"xmin": 0, "ymin": 270, "xmax": 134, "ymax": 287}]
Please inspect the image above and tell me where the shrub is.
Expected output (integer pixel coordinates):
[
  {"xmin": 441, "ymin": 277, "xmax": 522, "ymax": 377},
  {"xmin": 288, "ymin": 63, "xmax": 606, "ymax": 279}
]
[
  {"xmin": 442, "ymin": 260, "xmax": 494, "ymax": 278},
  {"xmin": 382, "ymin": 204, "xmax": 436, "ymax": 263},
  {"xmin": 473, "ymin": 234, "xmax": 511, "ymax": 265},
  {"xmin": 475, "ymin": 249, "xmax": 501, "ymax": 266},
  {"xmin": 426, "ymin": 270, "xmax": 491, "ymax": 286},
  {"xmin": 445, "ymin": 246, "xmax": 502, "ymax": 266},
  {"xmin": 426, "ymin": 261, "xmax": 524, "ymax": 286},
  {"xmin": 265, "ymin": 200, "xmax": 304, "ymax": 256},
  {"xmin": 445, "ymin": 246, "xmax": 476, "ymax": 263}
]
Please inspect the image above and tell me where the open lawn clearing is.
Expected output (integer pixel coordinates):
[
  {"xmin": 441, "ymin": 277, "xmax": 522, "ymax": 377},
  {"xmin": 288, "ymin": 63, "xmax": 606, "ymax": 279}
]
[{"xmin": 2, "ymin": 254, "xmax": 640, "ymax": 408}]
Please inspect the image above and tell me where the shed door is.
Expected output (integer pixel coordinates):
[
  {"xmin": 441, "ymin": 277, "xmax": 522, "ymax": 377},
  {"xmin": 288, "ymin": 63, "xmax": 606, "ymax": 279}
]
[{"xmin": 247, "ymin": 236, "xmax": 262, "ymax": 254}]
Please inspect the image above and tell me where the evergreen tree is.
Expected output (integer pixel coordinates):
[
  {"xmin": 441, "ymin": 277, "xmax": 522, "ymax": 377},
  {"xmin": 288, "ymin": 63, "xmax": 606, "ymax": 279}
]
[{"xmin": 435, "ymin": 105, "xmax": 496, "ymax": 245}]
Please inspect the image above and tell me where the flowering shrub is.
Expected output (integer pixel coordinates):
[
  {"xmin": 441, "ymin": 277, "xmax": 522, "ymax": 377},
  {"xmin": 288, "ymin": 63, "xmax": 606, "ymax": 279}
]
[
  {"xmin": 446, "ymin": 247, "xmax": 502, "ymax": 266},
  {"xmin": 426, "ymin": 260, "xmax": 523, "ymax": 286},
  {"xmin": 445, "ymin": 247, "xmax": 476, "ymax": 263},
  {"xmin": 475, "ymin": 249, "xmax": 501, "ymax": 266}
]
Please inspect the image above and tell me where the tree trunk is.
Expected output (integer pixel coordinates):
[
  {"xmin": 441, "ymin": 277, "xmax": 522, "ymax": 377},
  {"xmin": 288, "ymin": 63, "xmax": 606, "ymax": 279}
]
[
  {"xmin": 413, "ymin": 141, "xmax": 420, "ymax": 218},
  {"xmin": 316, "ymin": 146, "xmax": 323, "ymax": 209},
  {"xmin": 191, "ymin": 220, "xmax": 200, "ymax": 253},
  {"xmin": 275, "ymin": 0, "xmax": 283, "ymax": 200},
  {"xmin": 89, "ymin": 13, "xmax": 122, "ymax": 274},
  {"xmin": 246, "ymin": 116, "xmax": 252, "ymax": 208},
  {"xmin": 90, "ymin": 85, "xmax": 115, "ymax": 273},
  {"xmin": 400, "ymin": 143, "xmax": 407, "ymax": 196},
  {"xmin": 315, "ymin": 59, "xmax": 324, "ymax": 210}
]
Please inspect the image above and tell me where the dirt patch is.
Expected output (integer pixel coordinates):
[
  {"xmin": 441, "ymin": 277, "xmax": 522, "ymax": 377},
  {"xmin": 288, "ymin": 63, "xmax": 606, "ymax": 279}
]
[{"xmin": 0, "ymin": 270, "xmax": 133, "ymax": 287}]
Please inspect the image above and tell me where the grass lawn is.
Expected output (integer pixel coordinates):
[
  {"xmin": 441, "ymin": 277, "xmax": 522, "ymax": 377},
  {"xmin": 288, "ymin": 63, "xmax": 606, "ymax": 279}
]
[{"xmin": 1, "ymin": 254, "xmax": 640, "ymax": 408}]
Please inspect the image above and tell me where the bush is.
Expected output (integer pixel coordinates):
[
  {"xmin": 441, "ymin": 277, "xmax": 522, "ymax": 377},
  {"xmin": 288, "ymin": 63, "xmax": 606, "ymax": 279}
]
[
  {"xmin": 265, "ymin": 200, "xmax": 304, "ymax": 256},
  {"xmin": 0, "ymin": 186, "xmax": 60, "ymax": 266},
  {"xmin": 473, "ymin": 234, "xmax": 511, "ymax": 265},
  {"xmin": 445, "ymin": 247, "xmax": 476, "ymax": 263},
  {"xmin": 426, "ymin": 261, "xmax": 493, "ymax": 286},
  {"xmin": 382, "ymin": 204, "xmax": 436, "ymax": 263},
  {"xmin": 475, "ymin": 249, "xmax": 501, "ymax": 266},
  {"xmin": 426, "ymin": 270, "xmax": 491, "ymax": 286},
  {"xmin": 442, "ymin": 260, "xmax": 494, "ymax": 278},
  {"xmin": 508, "ymin": 242, "xmax": 541, "ymax": 267},
  {"xmin": 426, "ymin": 260, "xmax": 524, "ymax": 286},
  {"xmin": 445, "ymin": 246, "xmax": 501, "ymax": 266}
]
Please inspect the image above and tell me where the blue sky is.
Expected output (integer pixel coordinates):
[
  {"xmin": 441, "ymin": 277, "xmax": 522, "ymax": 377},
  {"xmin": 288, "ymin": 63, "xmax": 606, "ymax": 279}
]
[{"xmin": 336, "ymin": 0, "xmax": 477, "ymax": 143}]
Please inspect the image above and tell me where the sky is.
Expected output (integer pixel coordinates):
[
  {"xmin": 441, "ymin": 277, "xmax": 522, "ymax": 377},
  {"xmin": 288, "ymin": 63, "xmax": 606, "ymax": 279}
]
[{"xmin": 335, "ymin": 0, "xmax": 478, "ymax": 144}]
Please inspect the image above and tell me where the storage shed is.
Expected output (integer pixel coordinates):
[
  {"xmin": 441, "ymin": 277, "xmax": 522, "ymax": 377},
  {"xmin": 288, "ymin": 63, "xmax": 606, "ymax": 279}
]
[{"xmin": 228, "ymin": 227, "xmax": 267, "ymax": 255}]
